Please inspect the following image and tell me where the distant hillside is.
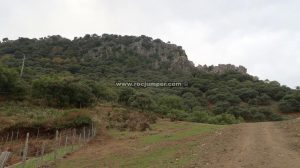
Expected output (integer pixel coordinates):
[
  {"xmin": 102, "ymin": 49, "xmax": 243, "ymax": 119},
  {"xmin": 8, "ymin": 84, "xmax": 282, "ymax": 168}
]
[{"xmin": 1, "ymin": 34, "xmax": 299, "ymax": 124}]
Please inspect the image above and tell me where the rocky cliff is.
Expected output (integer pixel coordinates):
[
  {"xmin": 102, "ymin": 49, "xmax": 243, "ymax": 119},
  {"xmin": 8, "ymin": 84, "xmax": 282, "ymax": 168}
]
[{"xmin": 197, "ymin": 64, "xmax": 247, "ymax": 74}]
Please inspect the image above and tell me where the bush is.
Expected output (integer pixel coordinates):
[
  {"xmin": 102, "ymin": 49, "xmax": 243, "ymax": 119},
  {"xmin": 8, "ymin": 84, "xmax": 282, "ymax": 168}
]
[
  {"xmin": 32, "ymin": 76, "xmax": 95, "ymax": 107},
  {"xmin": 129, "ymin": 92, "xmax": 154, "ymax": 112},
  {"xmin": 0, "ymin": 66, "xmax": 27, "ymax": 100},
  {"xmin": 212, "ymin": 101, "xmax": 231, "ymax": 115},
  {"xmin": 279, "ymin": 92, "xmax": 300, "ymax": 112},
  {"xmin": 118, "ymin": 87, "xmax": 135, "ymax": 105},
  {"xmin": 167, "ymin": 109, "xmax": 188, "ymax": 121},
  {"xmin": 235, "ymin": 88, "xmax": 258, "ymax": 102},
  {"xmin": 249, "ymin": 94, "xmax": 271, "ymax": 105},
  {"xmin": 158, "ymin": 95, "xmax": 183, "ymax": 110},
  {"xmin": 208, "ymin": 114, "xmax": 241, "ymax": 125},
  {"xmin": 90, "ymin": 82, "xmax": 117, "ymax": 102},
  {"xmin": 188, "ymin": 111, "xmax": 210, "ymax": 123}
]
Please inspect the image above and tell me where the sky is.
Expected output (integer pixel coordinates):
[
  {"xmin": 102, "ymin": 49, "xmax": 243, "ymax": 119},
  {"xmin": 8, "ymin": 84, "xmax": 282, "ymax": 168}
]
[{"xmin": 0, "ymin": 0, "xmax": 299, "ymax": 88}]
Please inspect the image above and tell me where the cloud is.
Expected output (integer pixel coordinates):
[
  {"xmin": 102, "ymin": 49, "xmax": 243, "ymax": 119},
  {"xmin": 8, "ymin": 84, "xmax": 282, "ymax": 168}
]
[{"xmin": 0, "ymin": 0, "xmax": 299, "ymax": 87}]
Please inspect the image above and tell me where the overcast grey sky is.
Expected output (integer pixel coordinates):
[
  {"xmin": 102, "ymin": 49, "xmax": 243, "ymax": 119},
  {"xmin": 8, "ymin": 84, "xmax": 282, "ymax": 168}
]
[{"xmin": 0, "ymin": 0, "xmax": 299, "ymax": 88}]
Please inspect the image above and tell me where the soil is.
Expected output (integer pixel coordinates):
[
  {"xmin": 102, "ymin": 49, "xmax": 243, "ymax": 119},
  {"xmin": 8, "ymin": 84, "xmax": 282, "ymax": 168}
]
[
  {"xmin": 195, "ymin": 120, "xmax": 300, "ymax": 168},
  {"xmin": 54, "ymin": 119, "xmax": 300, "ymax": 168}
]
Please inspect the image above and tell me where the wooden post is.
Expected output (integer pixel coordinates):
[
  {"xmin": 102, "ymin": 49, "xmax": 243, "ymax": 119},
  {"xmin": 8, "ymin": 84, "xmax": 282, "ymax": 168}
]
[
  {"xmin": 71, "ymin": 129, "xmax": 76, "ymax": 151},
  {"xmin": 36, "ymin": 128, "xmax": 40, "ymax": 139},
  {"xmin": 0, "ymin": 151, "xmax": 12, "ymax": 168},
  {"xmin": 35, "ymin": 148, "xmax": 39, "ymax": 168},
  {"xmin": 94, "ymin": 126, "xmax": 97, "ymax": 137},
  {"xmin": 58, "ymin": 131, "xmax": 62, "ymax": 147},
  {"xmin": 53, "ymin": 130, "xmax": 59, "ymax": 160},
  {"xmin": 10, "ymin": 131, "xmax": 14, "ymax": 144},
  {"xmin": 65, "ymin": 135, "xmax": 68, "ymax": 148},
  {"xmin": 5, "ymin": 134, "xmax": 9, "ymax": 144},
  {"xmin": 16, "ymin": 129, "xmax": 19, "ymax": 141},
  {"xmin": 21, "ymin": 133, "xmax": 29, "ymax": 168},
  {"xmin": 88, "ymin": 129, "xmax": 91, "ymax": 142},
  {"xmin": 83, "ymin": 127, "xmax": 86, "ymax": 143},
  {"xmin": 79, "ymin": 133, "xmax": 82, "ymax": 146},
  {"xmin": 39, "ymin": 141, "xmax": 46, "ymax": 167},
  {"xmin": 91, "ymin": 122, "xmax": 94, "ymax": 137}
]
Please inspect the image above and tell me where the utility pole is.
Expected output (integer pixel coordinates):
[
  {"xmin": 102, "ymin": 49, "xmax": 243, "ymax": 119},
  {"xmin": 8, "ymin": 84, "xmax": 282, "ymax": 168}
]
[{"xmin": 20, "ymin": 54, "xmax": 26, "ymax": 77}]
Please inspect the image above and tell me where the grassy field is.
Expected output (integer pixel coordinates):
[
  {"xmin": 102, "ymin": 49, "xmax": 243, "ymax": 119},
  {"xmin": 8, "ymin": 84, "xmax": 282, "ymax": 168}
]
[{"xmin": 55, "ymin": 120, "xmax": 223, "ymax": 168}]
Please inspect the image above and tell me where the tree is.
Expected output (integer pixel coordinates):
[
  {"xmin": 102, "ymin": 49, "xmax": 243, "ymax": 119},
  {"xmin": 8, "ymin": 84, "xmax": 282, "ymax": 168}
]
[
  {"xmin": 129, "ymin": 92, "xmax": 154, "ymax": 112},
  {"xmin": 279, "ymin": 93, "xmax": 300, "ymax": 112},
  {"xmin": 182, "ymin": 92, "xmax": 199, "ymax": 112},
  {"xmin": 0, "ymin": 66, "xmax": 27, "ymax": 100},
  {"xmin": 32, "ymin": 76, "xmax": 95, "ymax": 107},
  {"xmin": 118, "ymin": 87, "xmax": 135, "ymax": 105},
  {"xmin": 158, "ymin": 95, "xmax": 183, "ymax": 110},
  {"xmin": 235, "ymin": 88, "xmax": 258, "ymax": 102},
  {"xmin": 2, "ymin": 38, "xmax": 8, "ymax": 42}
]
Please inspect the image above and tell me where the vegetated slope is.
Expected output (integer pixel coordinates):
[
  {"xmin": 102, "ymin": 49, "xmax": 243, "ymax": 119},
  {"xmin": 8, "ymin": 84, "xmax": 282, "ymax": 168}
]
[{"xmin": 0, "ymin": 34, "xmax": 299, "ymax": 125}]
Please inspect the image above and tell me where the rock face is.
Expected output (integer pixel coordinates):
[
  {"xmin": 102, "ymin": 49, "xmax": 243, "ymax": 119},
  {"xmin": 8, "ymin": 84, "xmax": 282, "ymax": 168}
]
[
  {"xmin": 197, "ymin": 64, "xmax": 247, "ymax": 74},
  {"xmin": 84, "ymin": 35, "xmax": 194, "ymax": 72}
]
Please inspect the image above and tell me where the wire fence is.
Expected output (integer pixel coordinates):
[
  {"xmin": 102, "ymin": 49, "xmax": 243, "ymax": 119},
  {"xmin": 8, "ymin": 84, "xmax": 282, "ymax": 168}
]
[{"xmin": 0, "ymin": 124, "xmax": 97, "ymax": 168}]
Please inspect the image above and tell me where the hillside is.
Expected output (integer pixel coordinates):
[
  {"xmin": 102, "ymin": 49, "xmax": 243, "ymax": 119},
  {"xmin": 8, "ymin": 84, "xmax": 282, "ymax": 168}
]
[{"xmin": 1, "ymin": 34, "xmax": 300, "ymax": 125}]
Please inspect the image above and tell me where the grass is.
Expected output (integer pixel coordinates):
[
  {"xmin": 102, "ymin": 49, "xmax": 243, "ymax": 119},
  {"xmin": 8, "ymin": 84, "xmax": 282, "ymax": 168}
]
[
  {"xmin": 140, "ymin": 122, "xmax": 221, "ymax": 145},
  {"xmin": 104, "ymin": 121, "xmax": 222, "ymax": 167},
  {"xmin": 11, "ymin": 145, "xmax": 80, "ymax": 168},
  {"xmin": 56, "ymin": 120, "xmax": 223, "ymax": 168}
]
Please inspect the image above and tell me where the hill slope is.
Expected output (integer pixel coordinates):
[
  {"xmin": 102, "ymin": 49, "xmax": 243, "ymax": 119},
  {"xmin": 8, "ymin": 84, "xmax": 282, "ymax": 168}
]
[{"xmin": 0, "ymin": 34, "xmax": 299, "ymax": 124}]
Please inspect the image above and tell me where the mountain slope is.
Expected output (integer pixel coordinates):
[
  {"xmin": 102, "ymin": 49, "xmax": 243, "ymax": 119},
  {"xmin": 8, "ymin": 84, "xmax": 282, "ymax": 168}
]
[{"xmin": 0, "ymin": 34, "xmax": 299, "ymax": 124}]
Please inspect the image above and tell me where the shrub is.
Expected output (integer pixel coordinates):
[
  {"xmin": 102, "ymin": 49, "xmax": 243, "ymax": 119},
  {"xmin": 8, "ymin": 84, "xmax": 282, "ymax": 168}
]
[
  {"xmin": 129, "ymin": 92, "xmax": 154, "ymax": 112},
  {"xmin": 32, "ymin": 76, "xmax": 95, "ymax": 107},
  {"xmin": 167, "ymin": 109, "xmax": 188, "ymax": 121},
  {"xmin": 279, "ymin": 93, "xmax": 300, "ymax": 112},
  {"xmin": 208, "ymin": 114, "xmax": 241, "ymax": 125},
  {"xmin": 212, "ymin": 101, "xmax": 231, "ymax": 115},
  {"xmin": 188, "ymin": 111, "xmax": 210, "ymax": 123}
]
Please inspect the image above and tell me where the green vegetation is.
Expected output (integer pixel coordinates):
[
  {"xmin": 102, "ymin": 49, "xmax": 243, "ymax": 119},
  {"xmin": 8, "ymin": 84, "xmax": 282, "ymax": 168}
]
[
  {"xmin": 0, "ymin": 102, "xmax": 92, "ymax": 131},
  {"xmin": 13, "ymin": 145, "xmax": 79, "ymax": 168},
  {"xmin": 0, "ymin": 34, "xmax": 299, "ymax": 126},
  {"xmin": 279, "ymin": 91, "xmax": 300, "ymax": 112},
  {"xmin": 56, "ymin": 120, "xmax": 222, "ymax": 168}
]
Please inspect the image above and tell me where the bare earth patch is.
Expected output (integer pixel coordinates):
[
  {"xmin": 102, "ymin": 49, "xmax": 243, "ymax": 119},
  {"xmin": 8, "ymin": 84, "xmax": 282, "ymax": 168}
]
[{"xmin": 53, "ymin": 119, "xmax": 300, "ymax": 168}]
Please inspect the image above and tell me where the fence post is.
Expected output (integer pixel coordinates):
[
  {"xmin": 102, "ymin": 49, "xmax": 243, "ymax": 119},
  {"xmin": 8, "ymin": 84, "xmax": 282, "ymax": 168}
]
[
  {"xmin": 58, "ymin": 131, "xmax": 62, "ymax": 147},
  {"xmin": 88, "ymin": 129, "xmax": 91, "ymax": 142},
  {"xmin": 38, "ymin": 141, "xmax": 46, "ymax": 168},
  {"xmin": 36, "ymin": 128, "xmax": 40, "ymax": 140},
  {"xmin": 79, "ymin": 133, "xmax": 82, "ymax": 146},
  {"xmin": 16, "ymin": 129, "xmax": 19, "ymax": 141},
  {"xmin": 91, "ymin": 122, "xmax": 94, "ymax": 137},
  {"xmin": 71, "ymin": 129, "xmax": 76, "ymax": 151},
  {"xmin": 21, "ymin": 133, "xmax": 29, "ymax": 168},
  {"xmin": 5, "ymin": 134, "xmax": 9, "ymax": 145},
  {"xmin": 10, "ymin": 131, "xmax": 14, "ymax": 144},
  {"xmin": 64, "ymin": 135, "xmax": 68, "ymax": 151},
  {"xmin": 54, "ymin": 130, "xmax": 59, "ymax": 160},
  {"xmin": 35, "ymin": 148, "xmax": 39, "ymax": 168},
  {"xmin": 83, "ymin": 127, "xmax": 86, "ymax": 143},
  {"xmin": 93, "ymin": 125, "xmax": 97, "ymax": 137}
]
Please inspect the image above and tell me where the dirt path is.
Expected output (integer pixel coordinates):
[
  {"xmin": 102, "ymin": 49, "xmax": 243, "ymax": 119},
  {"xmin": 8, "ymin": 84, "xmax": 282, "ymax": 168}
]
[
  {"xmin": 198, "ymin": 122, "xmax": 300, "ymax": 168},
  {"xmin": 54, "ymin": 120, "xmax": 300, "ymax": 168}
]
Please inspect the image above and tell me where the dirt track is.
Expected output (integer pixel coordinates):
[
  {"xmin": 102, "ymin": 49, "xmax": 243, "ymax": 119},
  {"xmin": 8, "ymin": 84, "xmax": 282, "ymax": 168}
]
[
  {"xmin": 198, "ymin": 121, "xmax": 300, "ymax": 168},
  {"xmin": 55, "ymin": 120, "xmax": 300, "ymax": 168}
]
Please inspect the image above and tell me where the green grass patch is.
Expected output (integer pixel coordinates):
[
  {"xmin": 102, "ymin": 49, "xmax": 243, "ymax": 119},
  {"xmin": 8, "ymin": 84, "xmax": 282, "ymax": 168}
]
[
  {"xmin": 12, "ymin": 145, "xmax": 80, "ymax": 168},
  {"xmin": 101, "ymin": 121, "xmax": 223, "ymax": 168},
  {"xmin": 141, "ymin": 122, "xmax": 221, "ymax": 145}
]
